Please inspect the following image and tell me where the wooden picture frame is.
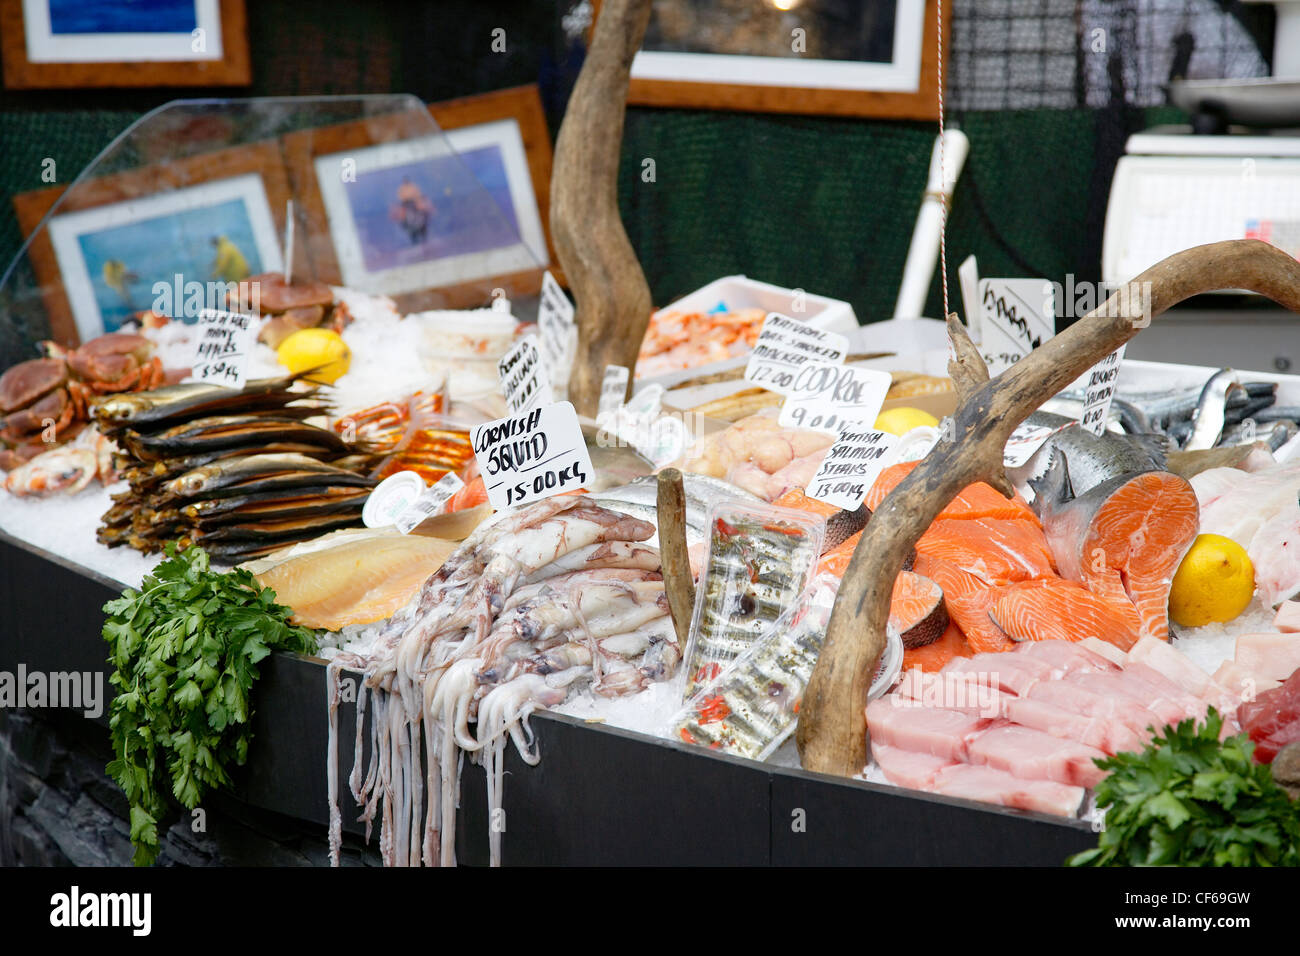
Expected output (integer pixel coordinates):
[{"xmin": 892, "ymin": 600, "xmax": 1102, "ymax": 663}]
[
  {"xmin": 599, "ymin": 0, "xmax": 946, "ymax": 121},
  {"xmin": 428, "ymin": 85, "xmax": 562, "ymax": 286},
  {"xmin": 1, "ymin": 0, "xmax": 251, "ymax": 89},
  {"xmin": 13, "ymin": 140, "xmax": 292, "ymax": 345},
  {"xmin": 284, "ymin": 90, "xmax": 552, "ymax": 313}
]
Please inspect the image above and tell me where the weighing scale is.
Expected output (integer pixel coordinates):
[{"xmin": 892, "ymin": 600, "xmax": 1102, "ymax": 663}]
[{"xmin": 1103, "ymin": 1, "xmax": 1300, "ymax": 372}]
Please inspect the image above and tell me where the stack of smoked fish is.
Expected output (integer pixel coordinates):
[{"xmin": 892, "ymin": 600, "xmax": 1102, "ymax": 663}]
[{"xmin": 92, "ymin": 373, "xmax": 378, "ymax": 561}]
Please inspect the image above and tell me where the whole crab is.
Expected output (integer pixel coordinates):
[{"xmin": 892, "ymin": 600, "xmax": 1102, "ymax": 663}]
[{"xmin": 0, "ymin": 332, "xmax": 162, "ymax": 464}]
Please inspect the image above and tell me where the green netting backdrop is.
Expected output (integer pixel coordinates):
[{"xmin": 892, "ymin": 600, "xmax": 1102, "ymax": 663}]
[{"xmin": 0, "ymin": 0, "xmax": 1195, "ymax": 366}]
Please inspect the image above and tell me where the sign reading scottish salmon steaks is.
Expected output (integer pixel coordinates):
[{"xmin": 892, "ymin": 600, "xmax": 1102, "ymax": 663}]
[
  {"xmin": 806, "ymin": 427, "xmax": 900, "ymax": 511},
  {"xmin": 473, "ymin": 401, "xmax": 594, "ymax": 509}
]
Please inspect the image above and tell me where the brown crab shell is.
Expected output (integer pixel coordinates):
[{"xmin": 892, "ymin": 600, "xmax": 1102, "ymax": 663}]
[{"xmin": 0, "ymin": 358, "xmax": 68, "ymax": 413}]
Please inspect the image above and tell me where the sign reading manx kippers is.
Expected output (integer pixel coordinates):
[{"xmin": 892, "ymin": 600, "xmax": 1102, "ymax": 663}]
[
  {"xmin": 744, "ymin": 312, "xmax": 848, "ymax": 395},
  {"xmin": 191, "ymin": 309, "xmax": 256, "ymax": 389},
  {"xmin": 472, "ymin": 401, "xmax": 594, "ymax": 509}
]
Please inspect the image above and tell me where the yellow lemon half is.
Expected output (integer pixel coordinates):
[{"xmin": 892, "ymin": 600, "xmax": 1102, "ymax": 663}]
[
  {"xmin": 276, "ymin": 328, "xmax": 351, "ymax": 384},
  {"xmin": 1168, "ymin": 533, "xmax": 1255, "ymax": 628},
  {"xmin": 874, "ymin": 406, "xmax": 940, "ymax": 436}
]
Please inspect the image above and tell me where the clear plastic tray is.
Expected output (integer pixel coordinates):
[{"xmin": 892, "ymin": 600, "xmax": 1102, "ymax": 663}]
[
  {"xmin": 681, "ymin": 499, "xmax": 824, "ymax": 699},
  {"xmin": 670, "ymin": 575, "xmax": 902, "ymax": 761}
]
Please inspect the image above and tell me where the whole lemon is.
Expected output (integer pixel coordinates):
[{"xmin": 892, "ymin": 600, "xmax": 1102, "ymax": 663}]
[
  {"xmin": 1168, "ymin": 533, "xmax": 1255, "ymax": 628},
  {"xmin": 277, "ymin": 328, "xmax": 351, "ymax": 384},
  {"xmin": 874, "ymin": 406, "xmax": 940, "ymax": 436}
]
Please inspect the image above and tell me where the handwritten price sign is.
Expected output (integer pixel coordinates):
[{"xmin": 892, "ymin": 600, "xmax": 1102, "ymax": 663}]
[{"xmin": 191, "ymin": 309, "xmax": 256, "ymax": 389}]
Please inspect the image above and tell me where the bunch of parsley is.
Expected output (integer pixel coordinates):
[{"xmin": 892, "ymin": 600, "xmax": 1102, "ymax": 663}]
[
  {"xmin": 103, "ymin": 543, "xmax": 318, "ymax": 866},
  {"xmin": 1069, "ymin": 709, "xmax": 1300, "ymax": 867}
]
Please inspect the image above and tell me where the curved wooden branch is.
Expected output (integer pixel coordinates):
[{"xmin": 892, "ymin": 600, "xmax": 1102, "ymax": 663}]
[
  {"xmin": 550, "ymin": 0, "xmax": 653, "ymax": 416},
  {"xmin": 656, "ymin": 467, "xmax": 695, "ymax": 649},
  {"xmin": 796, "ymin": 240, "xmax": 1300, "ymax": 778}
]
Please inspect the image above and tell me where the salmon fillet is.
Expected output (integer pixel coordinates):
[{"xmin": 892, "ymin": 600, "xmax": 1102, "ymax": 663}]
[
  {"xmin": 865, "ymin": 460, "xmax": 1037, "ymax": 521},
  {"xmin": 988, "ymin": 578, "xmax": 1143, "ymax": 651},
  {"xmin": 917, "ymin": 517, "xmax": 1057, "ymax": 584},
  {"xmin": 902, "ymin": 622, "xmax": 973, "ymax": 673}
]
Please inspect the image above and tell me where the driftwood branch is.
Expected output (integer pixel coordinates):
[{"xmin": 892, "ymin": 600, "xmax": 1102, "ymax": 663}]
[
  {"xmin": 796, "ymin": 240, "xmax": 1300, "ymax": 778},
  {"xmin": 550, "ymin": 0, "xmax": 653, "ymax": 416},
  {"xmin": 656, "ymin": 467, "xmax": 696, "ymax": 650}
]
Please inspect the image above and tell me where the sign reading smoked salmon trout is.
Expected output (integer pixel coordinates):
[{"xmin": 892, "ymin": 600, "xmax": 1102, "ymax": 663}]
[
  {"xmin": 472, "ymin": 401, "xmax": 593, "ymax": 509},
  {"xmin": 744, "ymin": 313, "xmax": 848, "ymax": 395},
  {"xmin": 806, "ymin": 427, "xmax": 899, "ymax": 511},
  {"xmin": 497, "ymin": 336, "xmax": 553, "ymax": 415}
]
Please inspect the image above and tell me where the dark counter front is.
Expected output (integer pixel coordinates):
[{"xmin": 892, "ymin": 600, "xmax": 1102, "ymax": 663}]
[{"xmin": 0, "ymin": 531, "xmax": 1096, "ymax": 866}]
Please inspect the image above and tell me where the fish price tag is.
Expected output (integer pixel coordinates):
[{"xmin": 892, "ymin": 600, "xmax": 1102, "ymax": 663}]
[
  {"xmin": 597, "ymin": 364, "xmax": 630, "ymax": 422},
  {"xmin": 744, "ymin": 312, "xmax": 848, "ymax": 396},
  {"xmin": 473, "ymin": 401, "xmax": 594, "ymax": 509},
  {"xmin": 394, "ymin": 472, "xmax": 464, "ymax": 534},
  {"xmin": 778, "ymin": 363, "xmax": 892, "ymax": 435},
  {"xmin": 806, "ymin": 428, "xmax": 899, "ymax": 511},
  {"xmin": 1003, "ymin": 421, "xmax": 1069, "ymax": 468},
  {"xmin": 497, "ymin": 336, "xmax": 553, "ymax": 414},
  {"xmin": 191, "ymin": 309, "xmax": 256, "ymax": 389},
  {"xmin": 979, "ymin": 279, "xmax": 1055, "ymax": 377},
  {"xmin": 537, "ymin": 271, "xmax": 576, "ymax": 375},
  {"xmin": 1077, "ymin": 345, "xmax": 1126, "ymax": 437}
]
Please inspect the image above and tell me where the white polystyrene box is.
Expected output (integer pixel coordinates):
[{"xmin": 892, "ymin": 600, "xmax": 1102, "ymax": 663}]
[{"xmin": 638, "ymin": 275, "xmax": 858, "ymax": 393}]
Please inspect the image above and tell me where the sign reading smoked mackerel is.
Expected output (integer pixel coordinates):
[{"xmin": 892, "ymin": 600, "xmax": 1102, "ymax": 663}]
[
  {"xmin": 472, "ymin": 401, "xmax": 593, "ymax": 509},
  {"xmin": 778, "ymin": 363, "xmax": 892, "ymax": 435},
  {"xmin": 806, "ymin": 427, "xmax": 900, "ymax": 511},
  {"xmin": 497, "ymin": 336, "xmax": 553, "ymax": 414},
  {"xmin": 744, "ymin": 312, "xmax": 849, "ymax": 395}
]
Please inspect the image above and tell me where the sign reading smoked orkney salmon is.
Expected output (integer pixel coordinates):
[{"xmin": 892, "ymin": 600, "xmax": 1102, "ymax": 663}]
[
  {"xmin": 472, "ymin": 401, "xmax": 593, "ymax": 509},
  {"xmin": 744, "ymin": 313, "xmax": 848, "ymax": 395},
  {"xmin": 1078, "ymin": 345, "xmax": 1126, "ymax": 436}
]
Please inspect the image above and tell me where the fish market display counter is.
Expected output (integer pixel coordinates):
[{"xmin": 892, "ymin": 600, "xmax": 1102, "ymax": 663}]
[{"xmin": 0, "ymin": 529, "xmax": 1094, "ymax": 866}]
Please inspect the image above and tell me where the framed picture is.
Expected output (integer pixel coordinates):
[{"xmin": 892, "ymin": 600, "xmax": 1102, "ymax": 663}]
[
  {"xmin": 606, "ymin": 0, "xmax": 945, "ymax": 121},
  {"xmin": 13, "ymin": 141, "xmax": 291, "ymax": 343},
  {"xmin": 0, "ymin": 0, "xmax": 251, "ymax": 89},
  {"xmin": 428, "ymin": 85, "xmax": 561, "ymax": 285},
  {"xmin": 285, "ymin": 90, "xmax": 551, "ymax": 311}
]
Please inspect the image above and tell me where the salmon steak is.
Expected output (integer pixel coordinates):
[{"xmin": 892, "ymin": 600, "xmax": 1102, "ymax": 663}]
[
  {"xmin": 889, "ymin": 571, "xmax": 948, "ymax": 649},
  {"xmin": 1032, "ymin": 455, "xmax": 1199, "ymax": 642}
]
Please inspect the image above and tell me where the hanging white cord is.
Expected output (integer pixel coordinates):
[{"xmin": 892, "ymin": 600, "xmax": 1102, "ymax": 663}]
[{"xmin": 937, "ymin": 0, "xmax": 949, "ymax": 320}]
